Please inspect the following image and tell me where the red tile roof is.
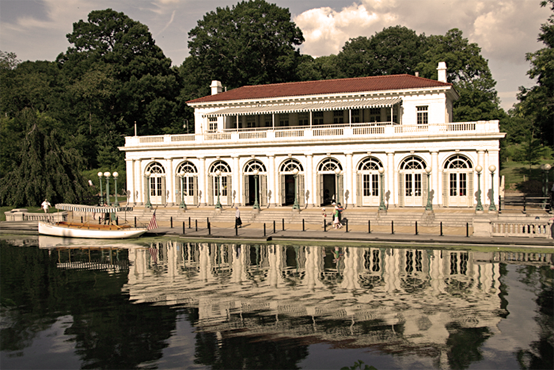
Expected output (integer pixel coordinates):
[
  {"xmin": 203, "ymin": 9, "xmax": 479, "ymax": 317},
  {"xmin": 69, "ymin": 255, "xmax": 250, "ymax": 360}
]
[{"xmin": 187, "ymin": 74, "xmax": 452, "ymax": 104}]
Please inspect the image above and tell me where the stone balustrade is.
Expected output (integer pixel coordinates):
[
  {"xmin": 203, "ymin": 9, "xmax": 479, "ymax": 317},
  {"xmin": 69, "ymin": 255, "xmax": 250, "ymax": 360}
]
[
  {"xmin": 125, "ymin": 120, "xmax": 500, "ymax": 148},
  {"xmin": 4, "ymin": 209, "xmax": 68, "ymax": 222}
]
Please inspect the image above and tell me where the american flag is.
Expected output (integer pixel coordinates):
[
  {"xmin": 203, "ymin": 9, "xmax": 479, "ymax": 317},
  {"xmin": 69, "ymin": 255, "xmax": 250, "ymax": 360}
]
[{"xmin": 147, "ymin": 210, "xmax": 158, "ymax": 230}]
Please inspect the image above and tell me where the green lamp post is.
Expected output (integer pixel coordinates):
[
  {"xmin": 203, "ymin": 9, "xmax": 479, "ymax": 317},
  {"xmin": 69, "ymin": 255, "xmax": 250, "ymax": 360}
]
[
  {"xmin": 292, "ymin": 168, "xmax": 300, "ymax": 210},
  {"xmin": 215, "ymin": 170, "xmax": 222, "ymax": 209},
  {"xmin": 145, "ymin": 171, "xmax": 152, "ymax": 208},
  {"xmin": 488, "ymin": 165, "xmax": 497, "ymax": 211},
  {"xmin": 475, "ymin": 165, "xmax": 483, "ymax": 211},
  {"xmin": 104, "ymin": 172, "xmax": 111, "ymax": 206},
  {"xmin": 253, "ymin": 169, "xmax": 260, "ymax": 210},
  {"xmin": 378, "ymin": 167, "xmax": 387, "ymax": 210},
  {"xmin": 98, "ymin": 172, "xmax": 104, "ymax": 206},
  {"xmin": 425, "ymin": 167, "xmax": 433, "ymax": 211},
  {"xmin": 179, "ymin": 171, "xmax": 187, "ymax": 209},
  {"xmin": 113, "ymin": 172, "xmax": 119, "ymax": 207}
]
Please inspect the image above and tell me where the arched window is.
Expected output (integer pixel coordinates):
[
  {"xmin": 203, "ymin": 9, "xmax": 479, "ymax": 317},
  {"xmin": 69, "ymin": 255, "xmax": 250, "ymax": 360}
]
[
  {"xmin": 209, "ymin": 160, "xmax": 231, "ymax": 173},
  {"xmin": 444, "ymin": 155, "xmax": 472, "ymax": 170},
  {"xmin": 317, "ymin": 157, "xmax": 342, "ymax": 172},
  {"xmin": 145, "ymin": 162, "xmax": 165, "ymax": 174},
  {"xmin": 176, "ymin": 161, "xmax": 198, "ymax": 174},
  {"xmin": 279, "ymin": 158, "xmax": 303, "ymax": 173},
  {"xmin": 244, "ymin": 159, "xmax": 267, "ymax": 173},
  {"xmin": 357, "ymin": 157, "xmax": 383, "ymax": 171},
  {"xmin": 400, "ymin": 156, "xmax": 425, "ymax": 170}
]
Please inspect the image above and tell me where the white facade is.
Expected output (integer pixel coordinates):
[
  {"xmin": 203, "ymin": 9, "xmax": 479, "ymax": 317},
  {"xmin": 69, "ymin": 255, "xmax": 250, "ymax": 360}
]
[{"xmin": 121, "ymin": 64, "xmax": 504, "ymax": 209}]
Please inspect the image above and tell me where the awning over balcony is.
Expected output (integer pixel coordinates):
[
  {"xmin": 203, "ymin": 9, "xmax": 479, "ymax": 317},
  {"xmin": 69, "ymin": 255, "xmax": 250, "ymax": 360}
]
[{"xmin": 203, "ymin": 97, "xmax": 402, "ymax": 117}]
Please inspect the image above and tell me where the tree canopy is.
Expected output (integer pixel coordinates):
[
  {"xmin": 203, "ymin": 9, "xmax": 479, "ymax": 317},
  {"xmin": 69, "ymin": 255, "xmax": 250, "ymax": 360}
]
[
  {"xmin": 185, "ymin": 0, "xmax": 304, "ymax": 94},
  {"xmin": 337, "ymin": 26, "xmax": 427, "ymax": 78},
  {"xmin": 515, "ymin": 0, "xmax": 554, "ymax": 147}
]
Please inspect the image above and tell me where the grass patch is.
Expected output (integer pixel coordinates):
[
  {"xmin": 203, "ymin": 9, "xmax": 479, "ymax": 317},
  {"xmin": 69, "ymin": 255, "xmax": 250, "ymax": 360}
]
[{"xmin": 500, "ymin": 159, "xmax": 553, "ymax": 193}]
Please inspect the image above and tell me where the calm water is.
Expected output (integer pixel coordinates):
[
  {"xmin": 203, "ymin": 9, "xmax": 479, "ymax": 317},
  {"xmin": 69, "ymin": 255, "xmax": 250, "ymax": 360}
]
[{"xmin": 0, "ymin": 236, "xmax": 552, "ymax": 370}]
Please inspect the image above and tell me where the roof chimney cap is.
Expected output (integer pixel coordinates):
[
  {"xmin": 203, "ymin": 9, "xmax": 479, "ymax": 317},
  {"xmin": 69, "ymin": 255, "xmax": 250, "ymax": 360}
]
[
  {"xmin": 415, "ymin": 72, "xmax": 419, "ymax": 77},
  {"xmin": 437, "ymin": 62, "xmax": 447, "ymax": 83},
  {"xmin": 210, "ymin": 80, "xmax": 223, "ymax": 95}
]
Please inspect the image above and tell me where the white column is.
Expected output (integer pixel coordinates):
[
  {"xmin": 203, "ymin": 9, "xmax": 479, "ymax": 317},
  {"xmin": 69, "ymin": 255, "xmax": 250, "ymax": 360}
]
[
  {"xmin": 345, "ymin": 152, "xmax": 353, "ymax": 207},
  {"xmin": 274, "ymin": 156, "xmax": 281, "ymax": 207},
  {"xmin": 232, "ymin": 155, "xmax": 240, "ymax": 206},
  {"xmin": 431, "ymin": 151, "xmax": 439, "ymax": 206},
  {"xmin": 136, "ymin": 159, "xmax": 143, "ymax": 205},
  {"xmin": 386, "ymin": 151, "xmax": 395, "ymax": 206},
  {"xmin": 125, "ymin": 159, "xmax": 134, "ymax": 205},
  {"xmin": 198, "ymin": 156, "xmax": 206, "ymax": 206},
  {"xmin": 306, "ymin": 154, "xmax": 313, "ymax": 207},
  {"xmin": 268, "ymin": 155, "xmax": 275, "ymax": 207},
  {"xmin": 166, "ymin": 158, "xmax": 174, "ymax": 205}
]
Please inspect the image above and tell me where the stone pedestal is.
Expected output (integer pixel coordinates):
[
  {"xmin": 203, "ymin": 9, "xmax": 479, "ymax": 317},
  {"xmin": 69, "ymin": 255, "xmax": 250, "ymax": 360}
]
[{"xmin": 473, "ymin": 218, "xmax": 491, "ymax": 237}]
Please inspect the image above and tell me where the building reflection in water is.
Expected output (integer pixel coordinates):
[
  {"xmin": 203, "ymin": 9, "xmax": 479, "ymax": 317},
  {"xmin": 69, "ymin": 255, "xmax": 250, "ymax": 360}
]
[{"xmin": 121, "ymin": 241, "xmax": 552, "ymax": 362}]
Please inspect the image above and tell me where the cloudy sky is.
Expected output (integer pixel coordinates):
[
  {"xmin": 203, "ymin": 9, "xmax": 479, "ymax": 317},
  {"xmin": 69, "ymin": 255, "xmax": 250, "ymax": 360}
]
[{"xmin": 0, "ymin": 0, "xmax": 550, "ymax": 110}]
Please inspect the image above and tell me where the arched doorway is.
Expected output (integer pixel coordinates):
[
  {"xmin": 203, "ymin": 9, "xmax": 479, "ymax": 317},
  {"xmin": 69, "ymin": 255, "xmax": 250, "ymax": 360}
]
[
  {"xmin": 356, "ymin": 157, "xmax": 383, "ymax": 206},
  {"xmin": 279, "ymin": 158, "xmax": 304, "ymax": 207},
  {"xmin": 243, "ymin": 159, "xmax": 267, "ymax": 207},
  {"xmin": 443, "ymin": 155, "xmax": 473, "ymax": 207},
  {"xmin": 145, "ymin": 162, "xmax": 166, "ymax": 205},
  {"xmin": 208, "ymin": 160, "xmax": 232, "ymax": 206},
  {"xmin": 317, "ymin": 157, "xmax": 343, "ymax": 206},
  {"xmin": 399, "ymin": 156, "xmax": 427, "ymax": 207},
  {"xmin": 175, "ymin": 161, "xmax": 198, "ymax": 206}
]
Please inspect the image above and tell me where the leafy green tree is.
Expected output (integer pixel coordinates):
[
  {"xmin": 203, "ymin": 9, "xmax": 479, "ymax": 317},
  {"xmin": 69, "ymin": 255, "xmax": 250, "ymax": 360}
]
[
  {"xmin": 336, "ymin": 36, "xmax": 375, "ymax": 78},
  {"xmin": 185, "ymin": 0, "xmax": 304, "ymax": 92},
  {"xmin": 417, "ymin": 28, "xmax": 504, "ymax": 122},
  {"xmin": 0, "ymin": 50, "xmax": 20, "ymax": 70},
  {"xmin": 337, "ymin": 26, "xmax": 427, "ymax": 78},
  {"xmin": 0, "ymin": 60, "xmax": 63, "ymax": 116},
  {"xmin": 56, "ymin": 9, "xmax": 184, "ymax": 167},
  {"xmin": 0, "ymin": 110, "xmax": 90, "ymax": 206},
  {"xmin": 517, "ymin": 0, "xmax": 554, "ymax": 147},
  {"xmin": 369, "ymin": 26, "xmax": 427, "ymax": 75},
  {"xmin": 518, "ymin": 132, "xmax": 550, "ymax": 176},
  {"xmin": 296, "ymin": 54, "xmax": 341, "ymax": 81}
]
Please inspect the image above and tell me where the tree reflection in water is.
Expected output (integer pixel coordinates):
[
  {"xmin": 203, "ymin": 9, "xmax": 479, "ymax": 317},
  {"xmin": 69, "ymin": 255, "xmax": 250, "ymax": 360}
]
[{"xmin": 1, "ymin": 239, "xmax": 553, "ymax": 370}]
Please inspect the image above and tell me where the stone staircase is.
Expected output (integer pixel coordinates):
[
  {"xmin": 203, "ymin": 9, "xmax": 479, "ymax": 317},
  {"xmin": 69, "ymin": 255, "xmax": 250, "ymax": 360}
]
[{"xmin": 118, "ymin": 206, "xmax": 476, "ymax": 227}]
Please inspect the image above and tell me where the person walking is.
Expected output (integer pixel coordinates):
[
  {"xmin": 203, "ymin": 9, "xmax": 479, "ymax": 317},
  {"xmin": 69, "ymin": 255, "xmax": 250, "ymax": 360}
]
[
  {"xmin": 333, "ymin": 207, "xmax": 342, "ymax": 229},
  {"xmin": 41, "ymin": 199, "xmax": 51, "ymax": 213},
  {"xmin": 335, "ymin": 202, "xmax": 344, "ymax": 223},
  {"xmin": 235, "ymin": 207, "xmax": 242, "ymax": 228},
  {"xmin": 321, "ymin": 208, "xmax": 327, "ymax": 227}
]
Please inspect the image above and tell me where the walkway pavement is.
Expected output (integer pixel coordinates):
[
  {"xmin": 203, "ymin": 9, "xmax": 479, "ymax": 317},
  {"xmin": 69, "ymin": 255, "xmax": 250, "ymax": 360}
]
[{"xmin": 147, "ymin": 220, "xmax": 554, "ymax": 248}]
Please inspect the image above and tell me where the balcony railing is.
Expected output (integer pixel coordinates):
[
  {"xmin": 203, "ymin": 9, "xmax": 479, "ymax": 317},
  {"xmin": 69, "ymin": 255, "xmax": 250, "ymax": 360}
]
[{"xmin": 125, "ymin": 120, "xmax": 500, "ymax": 147}]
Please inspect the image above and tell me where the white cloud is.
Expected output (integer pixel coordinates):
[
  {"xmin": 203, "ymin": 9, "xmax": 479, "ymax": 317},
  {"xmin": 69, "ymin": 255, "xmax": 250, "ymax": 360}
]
[
  {"xmin": 295, "ymin": 4, "xmax": 381, "ymax": 56},
  {"xmin": 295, "ymin": 0, "xmax": 550, "ymax": 64}
]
